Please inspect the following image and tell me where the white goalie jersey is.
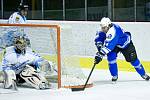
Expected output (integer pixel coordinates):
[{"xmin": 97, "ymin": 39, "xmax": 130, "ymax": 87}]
[
  {"xmin": 1, "ymin": 46, "xmax": 53, "ymax": 89},
  {"xmin": 2, "ymin": 46, "xmax": 45, "ymax": 74}
]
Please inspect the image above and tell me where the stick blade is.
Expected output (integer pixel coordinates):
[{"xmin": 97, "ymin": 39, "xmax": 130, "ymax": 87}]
[{"xmin": 71, "ymin": 88, "xmax": 85, "ymax": 92}]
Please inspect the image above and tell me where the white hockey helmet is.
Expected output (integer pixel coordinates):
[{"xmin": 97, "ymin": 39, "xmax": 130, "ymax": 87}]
[{"xmin": 100, "ymin": 17, "xmax": 111, "ymax": 27}]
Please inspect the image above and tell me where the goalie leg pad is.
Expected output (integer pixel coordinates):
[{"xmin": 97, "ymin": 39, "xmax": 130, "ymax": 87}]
[
  {"xmin": 20, "ymin": 65, "xmax": 50, "ymax": 89},
  {"xmin": 3, "ymin": 70, "xmax": 16, "ymax": 89}
]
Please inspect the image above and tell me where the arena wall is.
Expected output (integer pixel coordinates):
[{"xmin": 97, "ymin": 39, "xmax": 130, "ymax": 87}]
[{"xmin": 0, "ymin": 20, "xmax": 150, "ymax": 72}]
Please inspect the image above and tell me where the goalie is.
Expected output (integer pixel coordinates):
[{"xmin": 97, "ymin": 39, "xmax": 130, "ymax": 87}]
[{"xmin": 1, "ymin": 36, "xmax": 56, "ymax": 90}]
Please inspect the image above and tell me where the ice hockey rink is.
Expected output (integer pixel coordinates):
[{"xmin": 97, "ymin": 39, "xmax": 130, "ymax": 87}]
[
  {"xmin": 0, "ymin": 69, "xmax": 150, "ymax": 100},
  {"xmin": 0, "ymin": 20, "xmax": 150, "ymax": 100}
]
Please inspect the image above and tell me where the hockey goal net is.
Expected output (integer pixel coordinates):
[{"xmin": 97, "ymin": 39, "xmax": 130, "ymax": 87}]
[{"xmin": 0, "ymin": 23, "xmax": 93, "ymax": 89}]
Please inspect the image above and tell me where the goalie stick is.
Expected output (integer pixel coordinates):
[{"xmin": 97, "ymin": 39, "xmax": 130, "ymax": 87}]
[{"xmin": 71, "ymin": 63, "xmax": 97, "ymax": 92}]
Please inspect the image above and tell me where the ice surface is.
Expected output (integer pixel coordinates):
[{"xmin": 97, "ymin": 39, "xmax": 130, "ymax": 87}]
[{"xmin": 0, "ymin": 69, "xmax": 150, "ymax": 100}]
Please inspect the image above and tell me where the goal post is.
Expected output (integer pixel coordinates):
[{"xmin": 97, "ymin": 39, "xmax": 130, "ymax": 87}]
[{"xmin": 0, "ymin": 23, "xmax": 93, "ymax": 89}]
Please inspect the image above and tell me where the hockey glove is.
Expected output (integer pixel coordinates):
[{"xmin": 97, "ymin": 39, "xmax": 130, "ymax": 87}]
[{"xmin": 94, "ymin": 52, "xmax": 104, "ymax": 64}]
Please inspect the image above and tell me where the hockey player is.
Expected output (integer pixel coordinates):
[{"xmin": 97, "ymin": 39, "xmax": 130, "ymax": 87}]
[
  {"xmin": 94, "ymin": 17, "xmax": 150, "ymax": 82},
  {"xmin": 8, "ymin": 3, "xmax": 28, "ymax": 24},
  {"xmin": 1, "ymin": 35, "xmax": 55, "ymax": 90}
]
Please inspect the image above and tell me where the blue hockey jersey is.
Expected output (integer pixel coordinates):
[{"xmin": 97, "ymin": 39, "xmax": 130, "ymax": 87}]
[{"xmin": 95, "ymin": 23, "xmax": 131, "ymax": 55}]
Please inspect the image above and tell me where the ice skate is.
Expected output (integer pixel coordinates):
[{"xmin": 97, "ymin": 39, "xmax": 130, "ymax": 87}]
[
  {"xmin": 112, "ymin": 76, "xmax": 118, "ymax": 84},
  {"xmin": 142, "ymin": 74, "xmax": 150, "ymax": 81}
]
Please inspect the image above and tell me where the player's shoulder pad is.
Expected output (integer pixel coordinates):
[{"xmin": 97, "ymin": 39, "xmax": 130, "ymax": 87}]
[
  {"xmin": 5, "ymin": 46, "xmax": 14, "ymax": 52},
  {"xmin": 98, "ymin": 31, "xmax": 106, "ymax": 37},
  {"xmin": 26, "ymin": 47, "xmax": 33, "ymax": 53},
  {"xmin": 5, "ymin": 46, "xmax": 16, "ymax": 56}
]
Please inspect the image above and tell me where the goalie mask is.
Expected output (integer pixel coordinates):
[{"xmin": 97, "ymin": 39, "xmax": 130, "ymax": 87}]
[{"xmin": 14, "ymin": 36, "xmax": 27, "ymax": 54}]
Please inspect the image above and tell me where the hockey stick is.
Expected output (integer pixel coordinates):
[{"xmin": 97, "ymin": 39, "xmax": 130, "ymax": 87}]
[{"xmin": 71, "ymin": 63, "xmax": 97, "ymax": 92}]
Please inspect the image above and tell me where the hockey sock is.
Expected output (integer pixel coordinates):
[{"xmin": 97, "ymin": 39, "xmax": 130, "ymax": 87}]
[
  {"xmin": 109, "ymin": 62, "xmax": 118, "ymax": 77},
  {"xmin": 131, "ymin": 58, "xmax": 145, "ymax": 76},
  {"xmin": 107, "ymin": 52, "xmax": 118, "ymax": 77}
]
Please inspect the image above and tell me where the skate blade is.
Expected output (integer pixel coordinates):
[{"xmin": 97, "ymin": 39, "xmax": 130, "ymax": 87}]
[{"xmin": 71, "ymin": 88, "xmax": 85, "ymax": 92}]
